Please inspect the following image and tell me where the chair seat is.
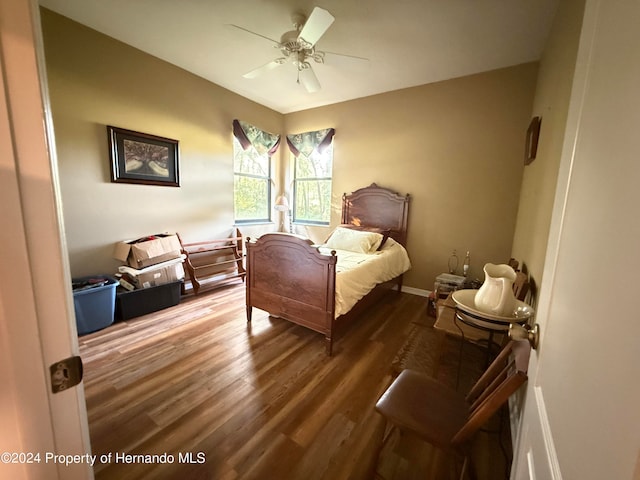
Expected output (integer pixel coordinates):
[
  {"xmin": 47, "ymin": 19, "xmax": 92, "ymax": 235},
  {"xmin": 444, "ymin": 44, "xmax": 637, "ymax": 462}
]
[{"xmin": 375, "ymin": 369, "xmax": 470, "ymax": 450}]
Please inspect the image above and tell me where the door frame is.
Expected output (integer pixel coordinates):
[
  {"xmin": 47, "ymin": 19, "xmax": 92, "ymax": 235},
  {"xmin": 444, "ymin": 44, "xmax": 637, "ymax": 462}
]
[{"xmin": 0, "ymin": 1, "xmax": 92, "ymax": 479}]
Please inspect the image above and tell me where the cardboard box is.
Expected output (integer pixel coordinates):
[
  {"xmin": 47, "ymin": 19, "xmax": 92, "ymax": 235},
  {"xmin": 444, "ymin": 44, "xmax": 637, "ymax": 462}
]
[
  {"xmin": 118, "ymin": 255, "xmax": 185, "ymax": 289},
  {"xmin": 114, "ymin": 233, "xmax": 182, "ymax": 269}
]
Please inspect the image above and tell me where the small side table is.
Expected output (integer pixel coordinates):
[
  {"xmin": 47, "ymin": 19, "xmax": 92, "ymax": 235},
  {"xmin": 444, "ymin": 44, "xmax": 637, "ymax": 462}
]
[
  {"xmin": 451, "ymin": 289, "xmax": 533, "ymax": 367},
  {"xmin": 454, "ymin": 309, "xmax": 527, "ymax": 367},
  {"xmin": 434, "ymin": 294, "xmax": 492, "ymax": 343}
]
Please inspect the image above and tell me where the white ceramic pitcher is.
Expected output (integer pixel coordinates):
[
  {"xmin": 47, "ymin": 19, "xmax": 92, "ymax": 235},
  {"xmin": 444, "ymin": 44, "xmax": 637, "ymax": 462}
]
[{"xmin": 474, "ymin": 263, "xmax": 517, "ymax": 316}]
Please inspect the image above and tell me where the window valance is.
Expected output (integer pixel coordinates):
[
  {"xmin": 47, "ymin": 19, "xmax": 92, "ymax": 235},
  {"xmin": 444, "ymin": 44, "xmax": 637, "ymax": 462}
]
[
  {"xmin": 233, "ymin": 119, "xmax": 280, "ymax": 156},
  {"xmin": 286, "ymin": 128, "xmax": 335, "ymax": 157}
]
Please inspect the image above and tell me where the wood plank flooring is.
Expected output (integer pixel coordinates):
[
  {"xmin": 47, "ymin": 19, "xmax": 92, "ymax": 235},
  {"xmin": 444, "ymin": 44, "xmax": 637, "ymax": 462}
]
[{"xmin": 78, "ymin": 284, "xmax": 510, "ymax": 480}]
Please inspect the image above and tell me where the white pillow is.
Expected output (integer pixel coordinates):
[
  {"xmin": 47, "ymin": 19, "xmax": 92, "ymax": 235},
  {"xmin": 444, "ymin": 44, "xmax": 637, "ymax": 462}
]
[{"xmin": 325, "ymin": 227, "xmax": 383, "ymax": 254}]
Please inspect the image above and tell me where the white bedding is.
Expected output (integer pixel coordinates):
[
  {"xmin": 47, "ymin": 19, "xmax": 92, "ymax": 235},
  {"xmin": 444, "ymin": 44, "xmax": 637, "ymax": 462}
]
[{"xmin": 317, "ymin": 237, "xmax": 411, "ymax": 317}]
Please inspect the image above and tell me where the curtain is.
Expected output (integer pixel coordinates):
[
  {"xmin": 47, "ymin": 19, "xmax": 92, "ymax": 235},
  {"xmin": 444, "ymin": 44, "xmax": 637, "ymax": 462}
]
[
  {"xmin": 233, "ymin": 119, "xmax": 280, "ymax": 155},
  {"xmin": 286, "ymin": 128, "xmax": 335, "ymax": 157}
]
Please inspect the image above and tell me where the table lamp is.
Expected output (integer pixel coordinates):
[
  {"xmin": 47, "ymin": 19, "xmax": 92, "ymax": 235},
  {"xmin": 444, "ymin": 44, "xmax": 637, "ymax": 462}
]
[{"xmin": 274, "ymin": 195, "xmax": 291, "ymax": 233}]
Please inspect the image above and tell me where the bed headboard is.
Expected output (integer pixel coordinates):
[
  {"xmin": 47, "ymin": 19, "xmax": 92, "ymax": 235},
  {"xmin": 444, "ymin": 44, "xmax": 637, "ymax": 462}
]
[{"xmin": 341, "ymin": 183, "xmax": 410, "ymax": 247}]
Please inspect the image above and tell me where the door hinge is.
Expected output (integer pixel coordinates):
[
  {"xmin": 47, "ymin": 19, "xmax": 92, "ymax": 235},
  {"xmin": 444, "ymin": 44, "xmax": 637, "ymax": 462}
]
[{"xmin": 49, "ymin": 356, "xmax": 83, "ymax": 394}]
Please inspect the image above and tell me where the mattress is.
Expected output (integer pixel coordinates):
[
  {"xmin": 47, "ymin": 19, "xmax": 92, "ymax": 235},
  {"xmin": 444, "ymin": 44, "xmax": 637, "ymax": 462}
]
[{"xmin": 318, "ymin": 237, "xmax": 411, "ymax": 317}]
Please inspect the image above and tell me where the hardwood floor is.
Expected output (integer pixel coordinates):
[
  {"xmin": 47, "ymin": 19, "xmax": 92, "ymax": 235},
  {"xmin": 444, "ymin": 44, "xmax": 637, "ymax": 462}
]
[{"xmin": 78, "ymin": 283, "xmax": 510, "ymax": 480}]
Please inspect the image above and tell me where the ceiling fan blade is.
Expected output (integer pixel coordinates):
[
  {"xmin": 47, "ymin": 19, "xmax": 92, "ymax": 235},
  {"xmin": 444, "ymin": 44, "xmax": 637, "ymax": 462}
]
[
  {"xmin": 298, "ymin": 7, "xmax": 335, "ymax": 47},
  {"xmin": 243, "ymin": 58, "xmax": 287, "ymax": 79},
  {"xmin": 324, "ymin": 51, "xmax": 370, "ymax": 67},
  {"xmin": 227, "ymin": 24, "xmax": 279, "ymax": 45},
  {"xmin": 299, "ymin": 65, "xmax": 320, "ymax": 93}
]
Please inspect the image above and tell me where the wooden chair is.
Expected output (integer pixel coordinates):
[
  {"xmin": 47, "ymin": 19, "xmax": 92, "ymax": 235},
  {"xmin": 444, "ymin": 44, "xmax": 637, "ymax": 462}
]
[
  {"xmin": 375, "ymin": 339, "xmax": 531, "ymax": 479},
  {"xmin": 507, "ymin": 258, "xmax": 530, "ymax": 302},
  {"xmin": 513, "ymin": 271, "xmax": 529, "ymax": 301}
]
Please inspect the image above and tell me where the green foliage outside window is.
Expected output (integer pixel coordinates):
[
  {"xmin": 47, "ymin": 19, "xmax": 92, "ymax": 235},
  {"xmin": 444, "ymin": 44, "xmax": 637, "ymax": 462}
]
[
  {"xmin": 233, "ymin": 136, "xmax": 270, "ymax": 222},
  {"xmin": 293, "ymin": 142, "xmax": 333, "ymax": 224}
]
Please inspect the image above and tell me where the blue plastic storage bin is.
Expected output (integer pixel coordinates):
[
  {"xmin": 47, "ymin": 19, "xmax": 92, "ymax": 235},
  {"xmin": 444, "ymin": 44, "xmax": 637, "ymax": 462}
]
[{"xmin": 72, "ymin": 276, "xmax": 118, "ymax": 335}]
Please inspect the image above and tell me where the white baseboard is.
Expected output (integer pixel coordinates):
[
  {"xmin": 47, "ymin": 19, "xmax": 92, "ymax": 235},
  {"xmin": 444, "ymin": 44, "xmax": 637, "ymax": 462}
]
[{"xmin": 400, "ymin": 285, "xmax": 430, "ymax": 297}]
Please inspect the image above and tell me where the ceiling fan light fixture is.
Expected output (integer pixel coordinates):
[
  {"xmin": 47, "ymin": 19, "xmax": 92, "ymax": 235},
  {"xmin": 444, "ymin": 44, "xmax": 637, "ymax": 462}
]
[
  {"xmin": 297, "ymin": 37, "xmax": 314, "ymax": 50},
  {"xmin": 310, "ymin": 51, "xmax": 325, "ymax": 64},
  {"xmin": 297, "ymin": 60, "xmax": 312, "ymax": 71}
]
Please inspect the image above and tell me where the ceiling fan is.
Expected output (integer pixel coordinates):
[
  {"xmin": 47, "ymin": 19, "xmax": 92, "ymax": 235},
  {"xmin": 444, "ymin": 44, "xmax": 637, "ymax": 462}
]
[{"xmin": 229, "ymin": 7, "xmax": 369, "ymax": 93}]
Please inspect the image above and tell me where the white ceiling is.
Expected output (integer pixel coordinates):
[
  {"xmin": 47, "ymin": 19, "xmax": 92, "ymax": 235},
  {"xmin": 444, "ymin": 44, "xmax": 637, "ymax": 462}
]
[{"xmin": 39, "ymin": 0, "xmax": 559, "ymax": 114}]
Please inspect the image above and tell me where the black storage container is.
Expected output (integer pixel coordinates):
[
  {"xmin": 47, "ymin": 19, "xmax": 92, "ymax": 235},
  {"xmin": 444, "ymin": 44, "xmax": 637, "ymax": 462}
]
[{"xmin": 115, "ymin": 280, "xmax": 183, "ymax": 320}]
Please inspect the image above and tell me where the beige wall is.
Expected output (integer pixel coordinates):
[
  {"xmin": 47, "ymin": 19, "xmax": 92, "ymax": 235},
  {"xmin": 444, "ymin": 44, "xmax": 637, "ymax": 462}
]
[
  {"xmin": 511, "ymin": 0, "xmax": 585, "ymax": 300},
  {"xmin": 286, "ymin": 64, "xmax": 538, "ymax": 290},
  {"xmin": 43, "ymin": 8, "xmax": 538, "ymax": 291},
  {"xmin": 41, "ymin": 9, "xmax": 283, "ymax": 277}
]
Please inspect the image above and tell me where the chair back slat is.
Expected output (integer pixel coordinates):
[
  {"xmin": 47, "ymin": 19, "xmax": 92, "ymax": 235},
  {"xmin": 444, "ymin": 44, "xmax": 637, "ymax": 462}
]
[
  {"xmin": 452, "ymin": 340, "xmax": 531, "ymax": 446},
  {"xmin": 468, "ymin": 364, "xmax": 511, "ymax": 412},
  {"xmin": 452, "ymin": 372, "xmax": 528, "ymax": 446},
  {"xmin": 513, "ymin": 271, "xmax": 530, "ymax": 301},
  {"xmin": 466, "ymin": 341, "xmax": 515, "ymax": 402}
]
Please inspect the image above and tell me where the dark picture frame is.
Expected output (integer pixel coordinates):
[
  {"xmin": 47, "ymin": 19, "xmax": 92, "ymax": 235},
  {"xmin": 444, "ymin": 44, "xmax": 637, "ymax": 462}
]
[
  {"xmin": 108, "ymin": 126, "xmax": 180, "ymax": 186},
  {"xmin": 524, "ymin": 116, "xmax": 542, "ymax": 165}
]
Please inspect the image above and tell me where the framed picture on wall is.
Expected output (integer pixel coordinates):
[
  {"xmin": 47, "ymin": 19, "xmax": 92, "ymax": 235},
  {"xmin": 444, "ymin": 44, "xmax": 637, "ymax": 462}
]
[
  {"xmin": 524, "ymin": 116, "xmax": 542, "ymax": 165},
  {"xmin": 108, "ymin": 126, "xmax": 180, "ymax": 186}
]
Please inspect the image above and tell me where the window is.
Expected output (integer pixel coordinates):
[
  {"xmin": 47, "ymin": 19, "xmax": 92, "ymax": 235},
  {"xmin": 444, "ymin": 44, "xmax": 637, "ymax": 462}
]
[
  {"xmin": 288, "ymin": 128, "xmax": 335, "ymax": 225},
  {"xmin": 233, "ymin": 136, "xmax": 269, "ymax": 222},
  {"xmin": 233, "ymin": 120, "xmax": 280, "ymax": 223}
]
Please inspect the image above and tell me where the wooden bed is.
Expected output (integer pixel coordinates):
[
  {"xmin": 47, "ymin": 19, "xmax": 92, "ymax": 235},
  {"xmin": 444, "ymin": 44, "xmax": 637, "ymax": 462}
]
[{"xmin": 245, "ymin": 183, "xmax": 410, "ymax": 355}]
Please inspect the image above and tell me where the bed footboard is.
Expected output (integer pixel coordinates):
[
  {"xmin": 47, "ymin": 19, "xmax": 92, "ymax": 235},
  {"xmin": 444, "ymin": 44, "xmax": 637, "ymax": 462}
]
[{"xmin": 245, "ymin": 233, "xmax": 338, "ymax": 354}]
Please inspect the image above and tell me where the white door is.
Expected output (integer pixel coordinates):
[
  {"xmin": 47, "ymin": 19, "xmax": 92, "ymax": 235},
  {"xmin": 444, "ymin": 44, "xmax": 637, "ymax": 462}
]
[
  {"xmin": 511, "ymin": 0, "xmax": 640, "ymax": 479},
  {"xmin": 0, "ymin": 1, "xmax": 92, "ymax": 479}
]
